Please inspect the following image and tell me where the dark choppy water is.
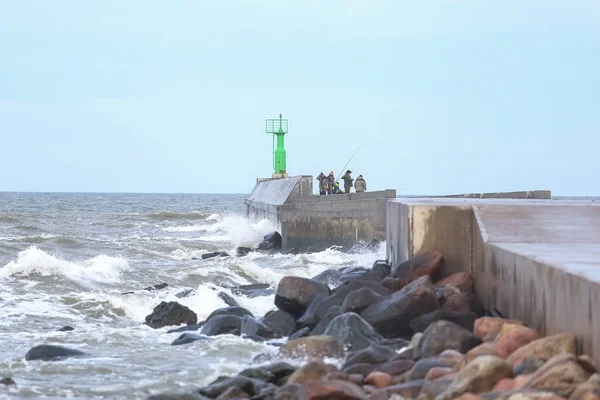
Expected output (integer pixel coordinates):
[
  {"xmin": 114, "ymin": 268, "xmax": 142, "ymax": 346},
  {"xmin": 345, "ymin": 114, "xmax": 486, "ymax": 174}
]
[{"xmin": 0, "ymin": 193, "xmax": 383, "ymax": 399}]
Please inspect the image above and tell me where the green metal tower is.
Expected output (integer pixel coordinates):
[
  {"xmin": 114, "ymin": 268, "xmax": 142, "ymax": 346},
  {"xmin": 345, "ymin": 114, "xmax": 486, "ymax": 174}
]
[{"xmin": 266, "ymin": 114, "xmax": 288, "ymax": 176}]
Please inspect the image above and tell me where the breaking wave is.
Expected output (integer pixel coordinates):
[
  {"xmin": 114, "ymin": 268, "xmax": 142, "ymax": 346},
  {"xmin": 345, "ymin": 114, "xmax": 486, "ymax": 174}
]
[{"xmin": 148, "ymin": 210, "xmax": 210, "ymax": 220}]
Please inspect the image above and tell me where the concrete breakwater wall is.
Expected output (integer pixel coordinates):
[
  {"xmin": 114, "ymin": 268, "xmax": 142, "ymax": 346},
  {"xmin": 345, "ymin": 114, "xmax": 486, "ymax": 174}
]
[
  {"xmin": 245, "ymin": 176, "xmax": 396, "ymax": 250},
  {"xmin": 386, "ymin": 197, "xmax": 600, "ymax": 365}
]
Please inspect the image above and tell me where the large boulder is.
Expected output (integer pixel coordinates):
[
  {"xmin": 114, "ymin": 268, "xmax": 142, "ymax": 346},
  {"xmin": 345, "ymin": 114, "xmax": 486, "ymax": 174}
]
[
  {"xmin": 25, "ymin": 344, "xmax": 85, "ymax": 361},
  {"xmin": 419, "ymin": 320, "xmax": 482, "ymax": 358},
  {"xmin": 257, "ymin": 231, "xmax": 282, "ymax": 250},
  {"xmin": 298, "ymin": 380, "xmax": 367, "ymax": 400},
  {"xmin": 145, "ymin": 301, "xmax": 198, "ymax": 329},
  {"xmin": 391, "ymin": 250, "xmax": 444, "ymax": 283},
  {"xmin": 434, "ymin": 272, "xmax": 474, "ymax": 293},
  {"xmin": 342, "ymin": 344, "xmax": 397, "ymax": 372},
  {"xmin": 275, "ymin": 276, "xmax": 330, "ymax": 316},
  {"xmin": 522, "ymin": 354, "xmax": 594, "ymax": 398},
  {"xmin": 409, "ymin": 310, "xmax": 478, "ymax": 333},
  {"xmin": 197, "ymin": 376, "xmax": 260, "ymax": 398},
  {"xmin": 206, "ymin": 307, "xmax": 253, "ymax": 321},
  {"xmin": 287, "ymin": 359, "xmax": 329, "ymax": 384},
  {"xmin": 171, "ymin": 333, "xmax": 211, "ymax": 346},
  {"xmin": 360, "ymin": 276, "xmax": 439, "ymax": 338},
  {"xmin": 232, "ymin": 284, "xmax": 275, "ymax": 298},
  {"xmin": 340, "ymin": 288, "xmax": 385, "ymax": 314},
  {"xmin": 200, "ymin": 315, "xmax": 242, "ymax": 336},
  {"xmin": 310, "ymin": 305, "xmax": 342, "ymax": 336},
  {"xmin": 296, "ymin": 293, "xmax": 329, "ymax": 329},
  {"xmin": 506, "ymin": 333, "xmax": 577, "ymax": 366},
  {"xmin": 261, "ymin": 310, "xmax": 297, "ymax": 337},
  {"xmin": 279, "ymin": 336, "xmax": 345, "ymax": 359},
  {"xmin": 474, "ymin": 317, "xmax": 525, "ymax": 341},
  {"xmin": 240, "ymin": 316, "xmax": 275, "ymax": 339},
  {"xmin": 324, "ymin": 313, "xmax": 383, "ymax": 351}
]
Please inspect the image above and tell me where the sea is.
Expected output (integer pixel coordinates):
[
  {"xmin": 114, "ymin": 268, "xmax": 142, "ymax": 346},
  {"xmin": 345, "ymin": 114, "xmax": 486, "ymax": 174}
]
[{"xmin": 0, "ymin": 192, "xmax": 384, "ymax": 399}]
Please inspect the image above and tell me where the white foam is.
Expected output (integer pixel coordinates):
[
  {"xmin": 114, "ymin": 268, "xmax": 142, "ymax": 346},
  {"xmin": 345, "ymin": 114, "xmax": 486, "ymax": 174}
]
[
  {"xmin": 162, "ymin": 225, "xmax": 208, "ymax": 233},
  {"xmin": 205, "ymin": 216, "xmax": 277, "ymax": 249},
  {"xmin": 0, "ymin": 246, "xmax": 128, "ymax": 284}
]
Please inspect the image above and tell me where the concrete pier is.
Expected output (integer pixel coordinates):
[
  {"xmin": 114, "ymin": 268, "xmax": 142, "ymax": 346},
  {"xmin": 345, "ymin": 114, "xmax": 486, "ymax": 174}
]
[
  {"xmin": 245, "ymin": 176, "xmax": 396, "ymax": 250},
  {"xmin": 386, "ymin": 197, "xmax": 600, "ymax": 364}
]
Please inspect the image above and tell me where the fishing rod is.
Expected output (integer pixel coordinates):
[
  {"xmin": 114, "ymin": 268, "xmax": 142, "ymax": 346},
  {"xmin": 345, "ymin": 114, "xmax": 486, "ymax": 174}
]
[{"xmin": 336, "ymin": 146, "xmax": 362, "ymax": 181}]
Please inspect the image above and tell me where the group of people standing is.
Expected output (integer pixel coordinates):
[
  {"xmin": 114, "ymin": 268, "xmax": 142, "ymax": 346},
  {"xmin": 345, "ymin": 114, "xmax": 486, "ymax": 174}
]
[{"xmin": 316, "ymin": 170, "xmax": 367, "ymax": 195}]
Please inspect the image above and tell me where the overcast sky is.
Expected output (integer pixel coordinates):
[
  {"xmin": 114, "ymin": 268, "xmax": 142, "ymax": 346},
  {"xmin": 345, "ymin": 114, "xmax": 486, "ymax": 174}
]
[{"xmin": 1, "ymin": 1, "xmax": 599, "ymax": 195}]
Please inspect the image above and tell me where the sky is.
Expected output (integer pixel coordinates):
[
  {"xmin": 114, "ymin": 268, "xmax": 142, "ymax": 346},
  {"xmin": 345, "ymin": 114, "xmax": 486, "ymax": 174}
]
[{"xmin": 1, "ymin": 1, "xmax": 599, "ymax": 195}]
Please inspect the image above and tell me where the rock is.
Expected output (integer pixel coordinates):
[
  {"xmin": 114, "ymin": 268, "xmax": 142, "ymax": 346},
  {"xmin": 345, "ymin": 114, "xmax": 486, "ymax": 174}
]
[
  {"xmin": 207, "ymin": 307, "xmax": 253, "ymax": 321},
  {"xmin": 375, "ymin": 380, "xmax": 426, "ymax": 399},
  {"xmin": 171, "ymin": 333, "xmax": 210, "ymax": 346},
  {"xmin": 474, "ymin": 317, "xmax": 525, "ymax": 341},
  {"xmin": 365, "ymin": 371, "xmax": 393, "ymax": 388},
  {"xmin": 459, "ymin": 342, "xmax": 500, "ymax": 369},
  {"xmin": 436, "ymin": 355, "xmax": 514, "ymax": 400},
  {"xmin": 25, "ymin": 344, "xmax": 85, "ymax": 361},
  {"xmin": 425, "ymin": 367, "xmax": 454, "ymax": 381},
  {"xmin": 57, "ymin": 325, "xmax": 74, "ymax": 332},
  {"xmin": 145, "ymin": 301, "xmax": 198, "ymax": 329},
  {"xmin": 360, "ymin": 276, "xmax": 439, "ymax": 339},
  {"xmin": 201, "ymin": 251, "xmax": 230, "ymax": 260},
  {"xmin": 514, "ymin": 357, "xmax": 545, "ymax": 376},
  {"xmin": 197, "ymin": 376, "xmax": 261, "ymax": 398},
  {"xmin": 331, "ymin": 280, "xmax": 391, "ymax": 298},
  {"xmin": 437, "ymin": 349, "xmax": 465, "ymax": 365},
  {"xmin": 391, "ymin": 250, "xmax": 443, "ymax": 283},
  {"xmin": 312, "ymin": 268, "xmax": 347, "ymax": 287},
  {"xmin": 420, "ymin": 320, "xmax": 482, "ymax": 358},
  {"xmin": 420, "ymin": 378, "xmax": 454, "ymax": 399},
  {"xmin": 215, "ymin": 386, "xmax": 249, "ymax": 399},
  {"xmin": 257, "ymin": 231, "xmax": 282, "ymax": 250},
  {"xmin": 232, "ymin": 284, "xmax": 274, "ymax": 298},
  {"xmin": 274, "ymin": 383, "xmax": 303, "ymax": 399},
  {"xmin": 274, "ymin": 276, "xmax": 330, "ymax": 316},
  {"xmin": 496, "ymin": 326, "xmax": 540, "ymax": 358},
  {"xmin": 218, "ymin": 292, "xmax": 239, "ymax": 308},
  {"xmin": 282, "ymin": 248, "xmax": 299, "ymax": 255},
  {"xmin": 200, "ymin": 315, "xmax": 242, "ymax": 336},
  {"xmin": 239, "ymin": 362, "xmax": 295, "ymax": 384},
  {"xmin": 289, "ymin": 327, "xmax": 311, "ymax": 341},
  {"xmin": 434, "ymin": 272, "xmax": 474, "ymax": 293},
  {"xmin": 343, "ymin": 344, "xmax": 396, "ymax": 371},
  {"xmin": 381, "ymin": 277, "xmax": 407, "ymax": 293},
  {"xmin": 296, "ymin": 293, "xmax": 329, "ymax": 329},
  {"xmin": 288, "ymin": 359, "xmax": 329, "ymax": 384},
  {"xmin": 410, "ymin": 310, "xmax": 478, "ymax": 333},
  {"xmin": 300, "ymin": 380, "xmax": 368, "ymax": 400},
  {"xmin": 240, "ymin": 316, "xmax": 275, "ymax": 339},
  {"xmin": 371, "ymin": 260, "xmax": 391, "ymax": 279},
  {"xmin": 569, "ymin": 373, "xmax": 600, "ymax": 400},
  {"xmin": 407, "ymin": 358, "xmax": 453, "ymax": 381},
  {"xmin": 521, "ymin": 354, "xmax": 593, "ymax": 398},
  {"xmin": 167, "ymin": 324, "xmax": 204, "ymax": 333},
  {"xmin": 144, "ymin": 283, "xmax": 169, "ymax": 291},
  {"xmin": 340, "ymin": 288, "xmax": 385, "ymax": 314},
  {"xmin": 147, "ymin": 394, "xmax": 209, "ymax": 400},
  {"xmin": 236, "ymin": 247, "xmax": 252, "ymax": 257},
  {"xmin": 310, "ymin": 305, "xmax": 342, "ymax": 336},
  {"xmin": 375, "ymin": 337, "xmax": 411, "ymax": 352},
  {"xmin": 324, "ymin": 313, "xmax": 383, "ymax": 351},
  {"xmin": 374, "ymin": 359, "xmax": 415, "ymax": 376},
  {"xmin": 0, "ymin": 377, "xmax": 16, "ymax": 386},
  {"xmin": 507, "ymin": 333, "xmax": 577, "ymax": 366},
  {"xmin": 279, "ymin": 335, "xmax": 345, "ymax": 359},
  {"xmin": 175, "ymin": 289, "xmax": 195, "ymax": 298},
  {"xmin": 238, "ymin": 368, "xmax": 275, "ymax": 384},
  {"xmin": 261, "ymin": 310, "xmax": 297, "ymax": 337},
  {"xmin": 441, "ymin": 293, "xmax": 483, "ymax": 315}
]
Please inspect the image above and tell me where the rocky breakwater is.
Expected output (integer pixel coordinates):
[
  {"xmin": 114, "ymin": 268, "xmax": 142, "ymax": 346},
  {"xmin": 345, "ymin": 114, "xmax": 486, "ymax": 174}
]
[{"xmin": 144, "ymin": 250, "xmax": 599, "ymax": 400}]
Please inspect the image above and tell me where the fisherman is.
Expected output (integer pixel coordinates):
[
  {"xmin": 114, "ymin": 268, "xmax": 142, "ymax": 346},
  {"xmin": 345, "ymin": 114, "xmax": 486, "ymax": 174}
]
[
  {"xmin": 355, "ymin": 174, "xmax": 366, "ymax": 192},
  {"xmin": 331, "ymin": 181, "xmax": 343, "ymax": 194},
  {"xmin": 326, "ymin": 171, "xmax": 335, "ymax": 195},
  {"xmin": 341, "ymin": 170, "xmax": 353, "ymax": 194},
  {"xmin": 316, "ymin": 172, "xmax": 327, "ymax": 195}
]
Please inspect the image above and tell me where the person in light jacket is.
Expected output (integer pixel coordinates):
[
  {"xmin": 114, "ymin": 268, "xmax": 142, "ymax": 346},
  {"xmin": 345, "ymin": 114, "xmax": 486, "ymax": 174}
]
[{"xmin": 355, "ymin": 175, "xmax": 366, "ymax": 192}]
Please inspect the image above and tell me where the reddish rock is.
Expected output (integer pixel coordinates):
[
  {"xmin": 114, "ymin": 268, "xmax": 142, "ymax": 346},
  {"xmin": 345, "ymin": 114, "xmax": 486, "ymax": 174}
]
[
  {"xmin": 496, "ymin": 326, "xmax": 540, "ymax": 358},
  {"xmin": 425, "ymin": 367, "xmax": 454, "ymax": 380},
  {"xmin": 275, "ymin": 276, "xmax": 330, "ymax": 316},
  {"xmin": 302, "ymin": 379, "xmax": 367, "ymax": 400},
  {"xmin": 457, "ymin": 342, "xmax": 499, "ymax": 370},
  {"xmin": 442, "ymin": 292, "xmax": 484, "ymax": 315},
  {"xmin": 569, "ymin": 373, "xmax": 600, "ymax": 400},
  {"xmin": 474, "ymin": 317, "xmax": 525, "ymax": 340},
  {"xmin": 493, "ymin": 378, "xmax": 517, "ymax": 391},
  {"xmin": 391, "ymin": 250, "xmax": 444, "ymax": 283},
  {"xmin": 365, "ymin": 371, "xmax": 392, "ymax": 388},
  {"xmin": 434, "ymin": 272, "xmax": 474, "ymax": 293},
  {"xmin": 507, "ymin": 333, "xmax": 577, "ymax": 366},
  {"xmin": 521, "ymin": 354, "xmax": 593, "ymax": 398},
  {"xmin": 438, "ymin": 349, "xmax": 465, "ymax": 365},
  {"xmin": 280, "ymin": 335, "xmax": 345, "ymax": 359},
  {"xmin": 515, "ymin": 373, "xmax": 535, "ymax": 388},
  {"xmin": 288, "ymin": 359, "xmax": 329, "ymax": 384},
  {"xmin": 457, "ymin": 394, "xmax": 482, "ymax": 400}
]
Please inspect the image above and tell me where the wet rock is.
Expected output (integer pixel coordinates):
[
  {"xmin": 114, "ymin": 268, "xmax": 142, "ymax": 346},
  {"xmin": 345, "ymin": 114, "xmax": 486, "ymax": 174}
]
[
  {"xmin": 25, "ymin": 344, "xmax": 85, "ymax": 361},
  {"xmin": 381, "ymin": 276, "xmax": 407, "ymax": 293},
  {"xmin": 279, "ymin": 335, "xmax": 344, "ymax": 359},
  {"xmin": 242, "ymin": 334, "xmax": 266, "ymax": 343},
  {"xmin": 310, "ymin": 305, "xmax": 342, "ymax": 336},
  {"xmin": 374, "ymin": 359, "xmax": 415, "ymax": 376},
  {"xmin": 238, "ymin": 369, "xmax": 274, "ymax": 384},
  {"xmin": 274, "ymin": 383, "xmax": 303, "ymax": 399},
  {"xmin": 171, "ymin": 333, "xmax": 210, "ymax": 346},
  {"xmin": 436, "ymin": 355, "xmax": 514, "ymax": 400},
  {"xmin": 232, "ymin": 284, "xmax": 275, "ymax": 298},
  {"xmin": 240, "ymin": 316, "xmax": 275, "ymax": 339},
  {"xmin": 57, "ymin": 325, "xmax": 74, "ymax": 332},
  {"xmin": 236, "ymin": 247, "xmax": 252, "ymax": 257},
  {"xmin": 366, "ymin": 371, "xmax": 393, "ymax": 388},
  {"xmin": 202, "ymin": 251, "xmax": 230, "ymax": 260},
  {"xmin": 340, "ymin": 288, "xmax": 385, "ymax": 314},
  {"xmin": 274, "ymin": 276, "xmax": 330, "ymax": 317},
  {"xmin": 218, "ymin": 292, "xmax": 240, "ymax": 308},
  {"xmin": 215, "ymin": 386, "xmax": 249, "ymax": 399},
  {"xmin": 375, "ymin": 337, "xmax": 411, "ymax": 352},
  {"xmin": 175, "ymin": 289, "xmax": 195, "ymax": 298},
  {"xmin": 300, "ymin": 379, "xmax": 367, "ymax": 400},
  {"xmin": 407, "ymin": 358, "xmax": 453, "ymax": 381},
  {"xmin": 261, "ymin": 310, "xmax": 296, "ymax": 337},
  {"xmin": 331, "ymin": 279, "xmax": 391, "ymax": 298},
  {"xmin": 569, "ymin": 373, "xmax": 600, "ymax": 400},
  {"xmin": 288, "ymin": 359, "xmax": 329, "ymax": 384},
  {"xmin": 343, "ymin": 344, "xmax": 396, "ymax": 371},
  {"xmin": 410, "ymin": 310, "xmax": 478, "ymax": 333},
  {"xmin": 144, "ymin": 283, "xmax": 169, "ymax": 291},
  {"xmin": 200, "ymin": 315, "xmax": 242, "ymax": 336},
  {"xmin": 257, "ymin": 231, "xmax": 282, "ymax": 250},
  {"xmin": 360, "ymin": 276, "xmax": 439, "ymax": 339},
  {"xmin": 434, "ymin": 272, "xmax": 474, "ymax": 293},
  {"xmin": 371, "ymin": 260, "xmax": 391, "ymax": 279},
  {"xmin": 514, "ymin": 357, "xmax": 545, "ymax": 376},
  {"xmin": 147, "ymin": 393, "xmax": 209, "ymax": 400},
  {"xmin": 167, "ymin": 323, "xmax": 204, "ymax": 333},
  {"xmin": 288, "ymin": 327, "xmax": 310, "ymax": 341},
  {"xmin": 374, "ymin": 380, "xmax": 426, "ymax": 399},
  {"xmin": 420, "ymin": 320, "xmax": 482, "ymax": 358},
  {"xmin": 197, "ymin": 376, "xmax": 260, "ymax": 398},
  {"xmin": 442, "ymin": 293, "xmax": 484, "ymax": 315},
  {"xmin": 312, "ymin": 268, "xmax": 346, "ymax": 286},
  {"xmin": 207, "ymin": 307, "xmax": 253, "ymax": 321},
  {"xmin": 496, "ymin": 326, "xmax": 540, "ymax": 359},
  {"xmin": 391, "ymin": 250, "xmax": 443, "ymax": 283},
  {"xmin": 324, "ymin": 312, "xmax": 383, "ymax": 351},
  {"xmin": 0, "ymin": 377, "xmax": 16, "ymax": 386},
  {"xmin": 522, "ymin": 354, "xmax": 594, "ymax": 398},
  {"xmin": 261, "ymin": 362, "xmax": 296, "ymax": 382},
  {"xmin": 425, "ymin": 367, "xmax": 454, "ymax": 381},
  {"xmin": 296, "ymin": 293, "xmax": 329, "ymax": 329},
  {"xmin": 507, "ymin": 333, "xmax": 577, "ymax": 366},
  {"xmin": 145, "ymin": 301, "xmax": 198, "ymax": 329},
  {"xmin": 474, "ymin": 317, "xmax": 525, "ymax": 341}
]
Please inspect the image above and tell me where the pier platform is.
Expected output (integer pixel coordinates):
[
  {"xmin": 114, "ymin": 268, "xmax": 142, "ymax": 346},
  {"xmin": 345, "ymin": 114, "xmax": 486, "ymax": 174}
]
[{"xmin": 386, "ymin": 197, "xmax": 600, "ymax": 364}]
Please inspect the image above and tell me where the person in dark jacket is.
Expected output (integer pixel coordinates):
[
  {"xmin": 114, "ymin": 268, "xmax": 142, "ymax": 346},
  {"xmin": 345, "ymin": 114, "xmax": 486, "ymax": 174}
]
[
  {"xmin": 355, "ymin": 175, "xmax": 366, "ymax": 192},
  {"xmin": 326, "ymin": 171, "xmax": 335, "ymax": 195},
  {"xmin": 316, "ymin": 172, "xmax": 327, "ymax": 195},
  {"xmin": 341, "ymin": 170, "xmax": 353, "ymax": 194}
]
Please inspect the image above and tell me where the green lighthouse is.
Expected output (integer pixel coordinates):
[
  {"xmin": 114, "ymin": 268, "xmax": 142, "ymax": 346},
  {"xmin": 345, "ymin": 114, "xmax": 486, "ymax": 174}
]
[{"xmin": 266, "ymin": 114, "xmax": 288, "ymax": 178}]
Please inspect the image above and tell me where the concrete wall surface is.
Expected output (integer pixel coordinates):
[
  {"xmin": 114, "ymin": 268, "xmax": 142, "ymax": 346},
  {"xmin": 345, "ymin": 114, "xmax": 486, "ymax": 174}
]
[{"xmin": 386, "ymin": 197, "xmax": 600, "ymax": 364}]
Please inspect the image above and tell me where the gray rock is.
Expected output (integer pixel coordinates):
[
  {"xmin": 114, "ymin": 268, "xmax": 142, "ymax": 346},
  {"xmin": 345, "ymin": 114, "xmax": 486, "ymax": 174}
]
[
  {"xmin": 171, "ymin": 333, "xmax": 211, "ymax": 346},
  {"xmin": 419, "ymin": 320, "xmax": 482, "ymax": 358},
  {"xmin": 261, "ymin": 310, "xmax": 296, "ymax": 337},
  {"xmin": 206, "ymin": 307, "xmax": 253, "ymax": 321},
  {"xmin": 25, "ymin": 344, "xmax": 85, "ymax": 361},
  {"xmin": 240, "ymin": 316, "xmax": 275, "ymax": 339},
  {"xmin": 200, "ymin": 315, "xmax": 242, "ymax": 336},
  {"xmin": 324, "ymin": 312, "xmax": 383, "ymax": 351},
  {"xmin": 274, "ymin": 276, "xmax": 330, "ymax": 316},
  {"xmin": 145, "ymin": 301, "xmax": 198, "ymax": 329}
]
